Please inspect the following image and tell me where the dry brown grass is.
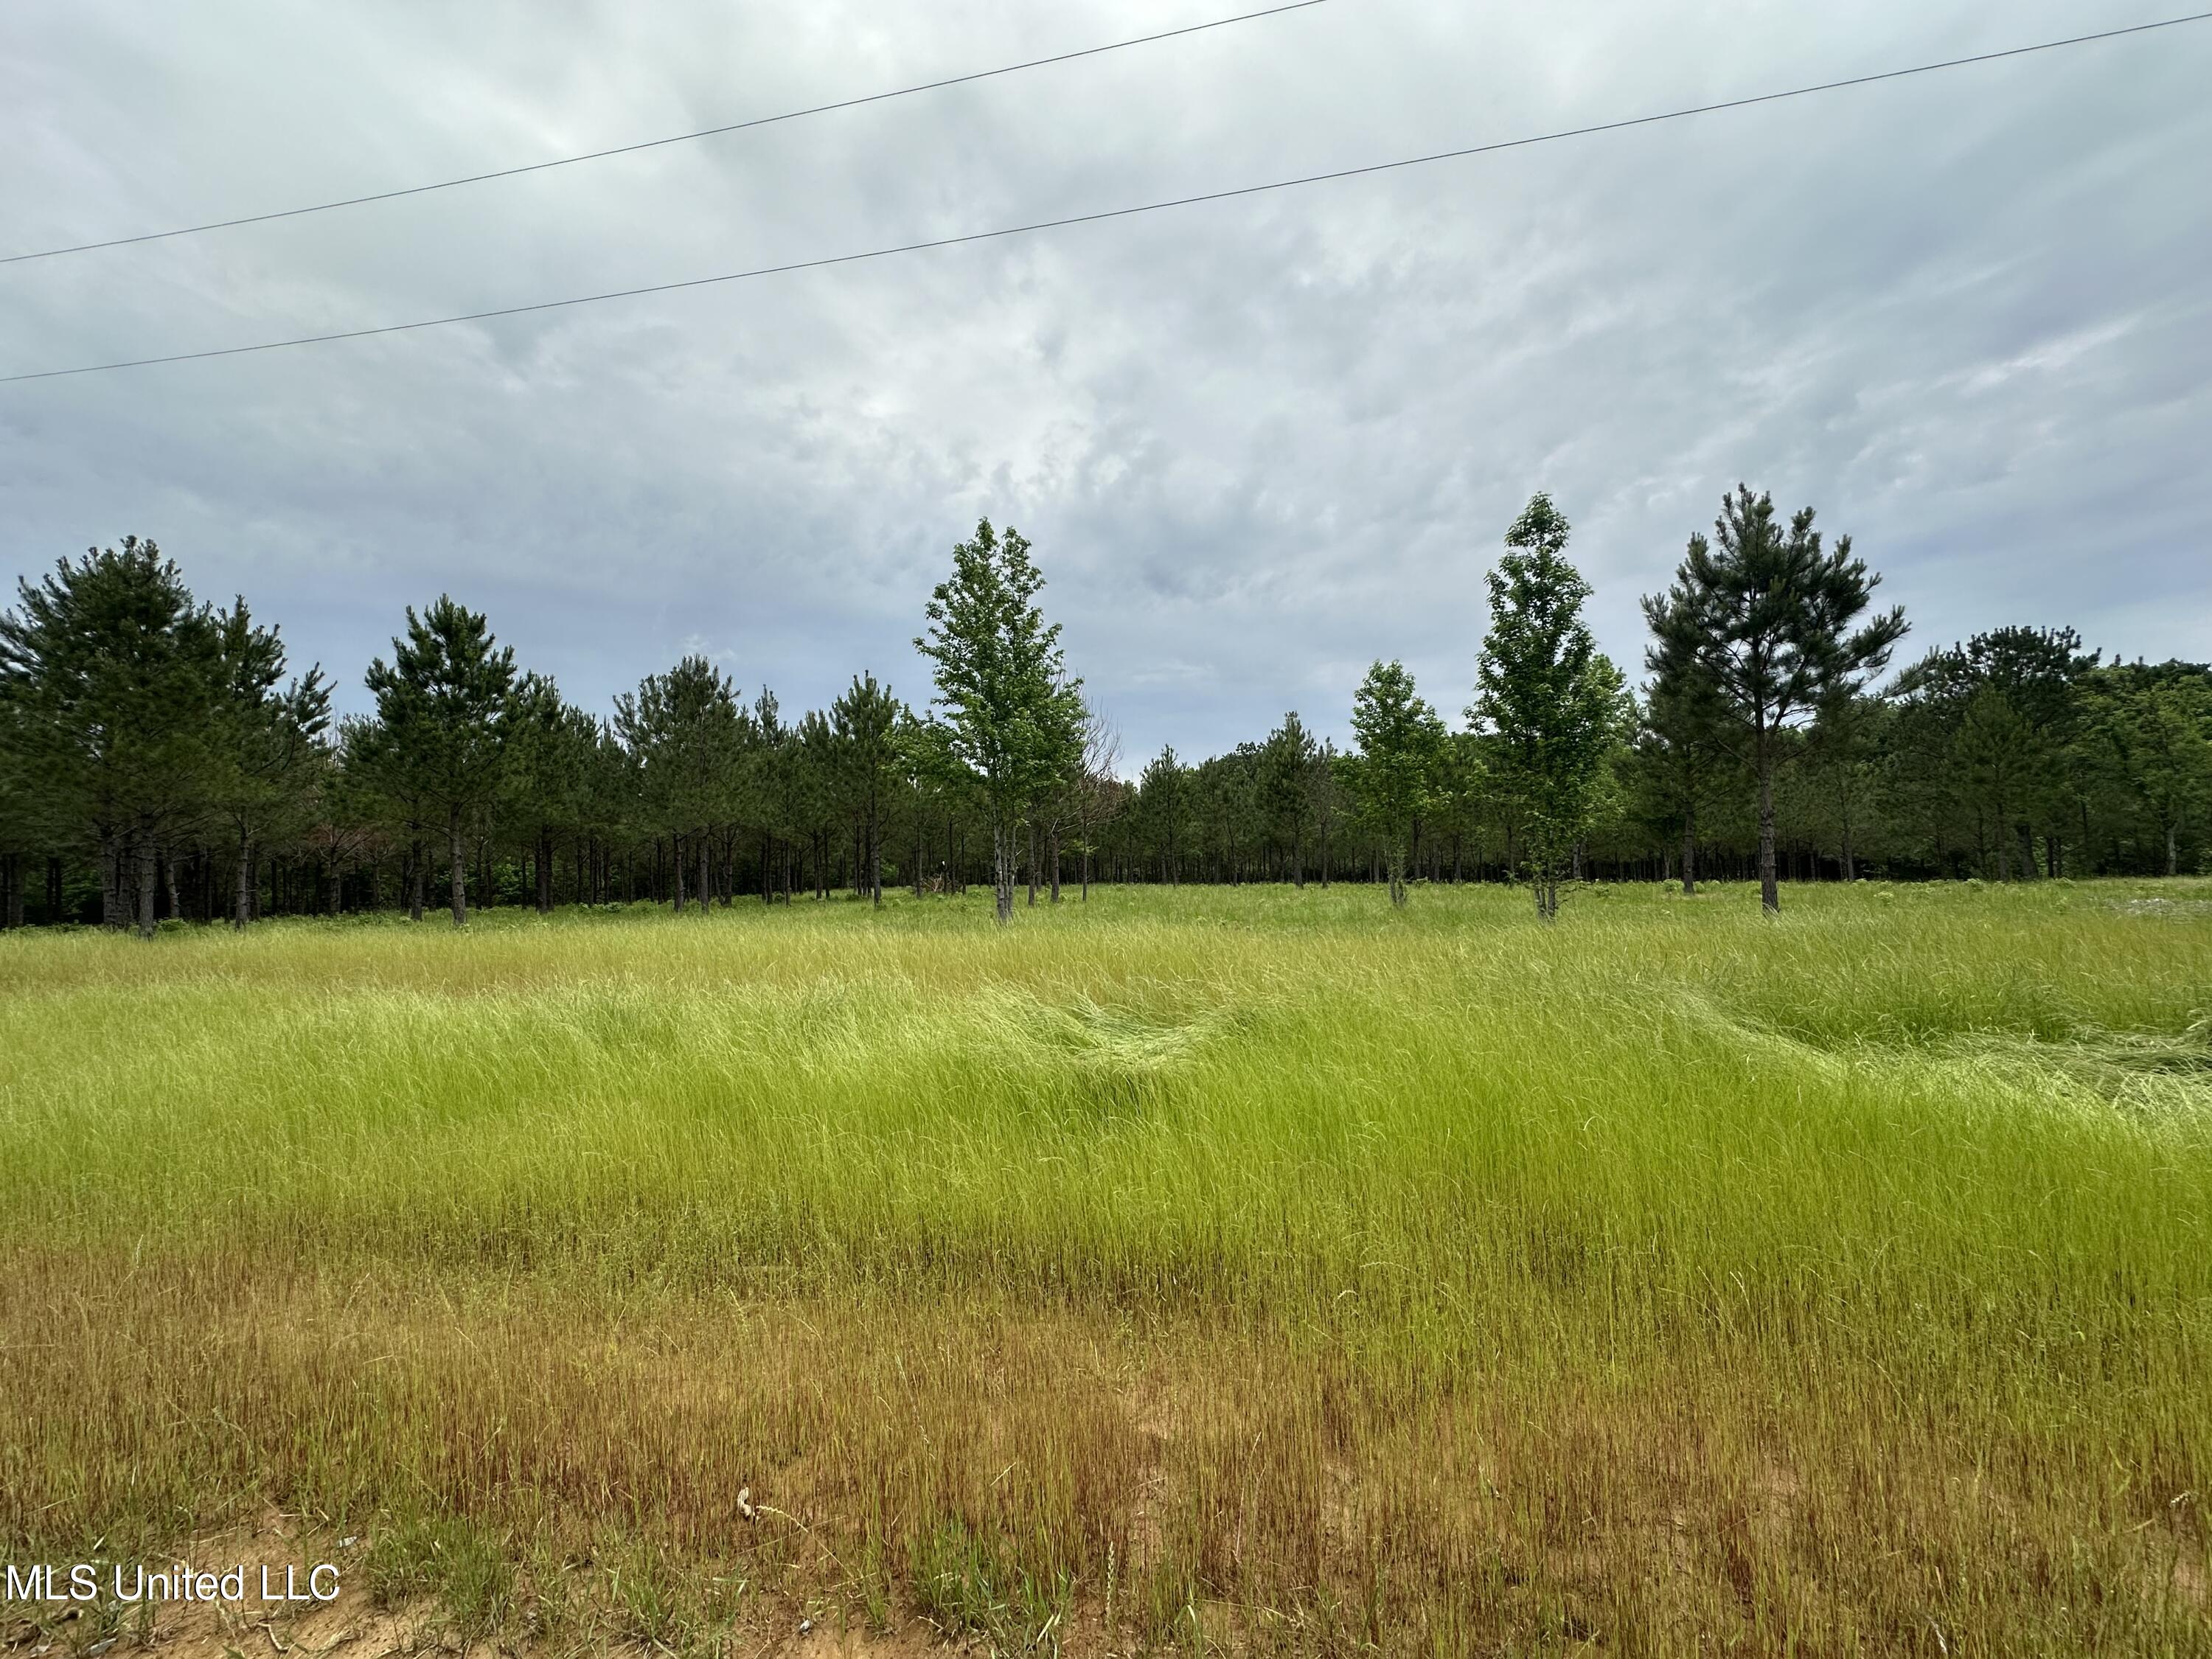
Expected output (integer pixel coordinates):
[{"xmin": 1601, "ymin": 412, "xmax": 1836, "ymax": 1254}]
[{"xmin": 4, "ymin": 1253, "xmax": 2205, "ymax": 1655}]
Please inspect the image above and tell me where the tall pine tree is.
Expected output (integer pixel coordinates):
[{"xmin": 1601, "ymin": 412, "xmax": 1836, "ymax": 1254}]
[
  {"xmin": 364, "ymin": 597, "xmax": 517, "ymax": 927},
  {"xmin": 1645, "ymin": 486, "xmax": 1905, "ymax": 914}
]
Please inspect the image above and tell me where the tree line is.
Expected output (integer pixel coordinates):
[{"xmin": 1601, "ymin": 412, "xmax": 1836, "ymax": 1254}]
[{"xmin": 2, "ymin": 490, "xmax": 2207, "ymax": 935}]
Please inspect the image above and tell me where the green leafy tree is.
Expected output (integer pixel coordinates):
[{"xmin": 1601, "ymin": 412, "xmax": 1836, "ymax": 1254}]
[
  {"xmin": 363, "ymin": 597, "xmax": 518, "ymax": 928},
  {"xmin": 2087, "ymin": 670, "xmax": 2212, "ymax": 876},
  {"xmin": 1343, "ymin": 659, "xmax": 1445, "ymax": 908},
  {"xmin": 1427, "ymin": 728, "xmax": 1489, "ymax": 883},
  {"xmin": 1472, "ymin": 495, "xmax": 1625, "ymax": 920},
  {"xmin": 1644, "ymin": 485, "xmax": 1907, "ymax": 913},
  {"xmin": 914, "ymin": 520, "xmax": 1084, "ymax": 925}
]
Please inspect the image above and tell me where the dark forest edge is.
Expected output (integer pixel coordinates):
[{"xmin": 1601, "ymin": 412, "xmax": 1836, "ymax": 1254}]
[{"xmin": 2, "ymin": 489, "xmax": 2206, "ymax": 936}]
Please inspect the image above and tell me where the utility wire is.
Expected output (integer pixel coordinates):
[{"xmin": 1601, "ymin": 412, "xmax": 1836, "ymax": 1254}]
[
  {"xmin": 5, "ymin": 10, "xmax": 2207, "ymax": 386},
  {"xmin": 0, "ymin": 0, "xmax": 1330, "ymax": 267}
]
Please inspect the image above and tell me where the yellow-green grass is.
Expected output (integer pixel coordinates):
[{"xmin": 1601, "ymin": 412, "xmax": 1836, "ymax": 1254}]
[{"xmin": 2, "ymin": 881, "xmax": 2208, "ymax": 1654}]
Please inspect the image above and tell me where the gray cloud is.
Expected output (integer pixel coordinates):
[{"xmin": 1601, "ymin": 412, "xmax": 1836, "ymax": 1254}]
[{"xmin": 3, "ymin": 0, "xmax": 2206, "ymax": 763}]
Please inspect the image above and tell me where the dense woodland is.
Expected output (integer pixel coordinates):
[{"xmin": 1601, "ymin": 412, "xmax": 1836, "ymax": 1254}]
[{"xmin": 1, "ymin": 488, "xmax": 2208, "ymax": 935}]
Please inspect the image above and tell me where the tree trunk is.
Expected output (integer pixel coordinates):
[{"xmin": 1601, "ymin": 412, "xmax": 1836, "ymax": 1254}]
[
  {"xmin": 870, "ymin": 811, "xmax": 883, "ymax": 908},
  {"xmin": 1048, "ymin": 827, "xmax": 1062, "ymax": 903},
  {"xmin": 1756, "ymin": 723, "xmax": 1780, "ymax": 915},
  {"xmin": 99, "ymin": 834, "xmax": 123, "ymax": 930},
  {"xmin": 993, "ymin": 821, "xmax": 1015, "ymax": 925},
  {"xmin": 1680, "ymin": 800, "xmax": 1697, "ymax": 897},
  {"xmin": 1081, "ymin": 841, "xmax": 1092, "ymax": 902},
  {"xmin": 448, "ymin": 807, "xmax": 468, "ymax": 927},
  {"xmin": 234, "ymin": 838, "xmax": 254, "ymax": 930},
  {"xmin": 135, "ymin": 835, "xmax": 158, "ymax": 939},
  {"xmin": 698, "ymin": 834, "xmax": 711, "ymax": 914},
  {"xmin": 2168, "ymin": 821, "xmax": 2180, "ymax": 878},
  {"xmin": 408, "ymin": 841, "xmax": 425, "ymax": 923},
  {"xmin": 537, "ymin": 829, "xmax": 553, "ymax": 914}
]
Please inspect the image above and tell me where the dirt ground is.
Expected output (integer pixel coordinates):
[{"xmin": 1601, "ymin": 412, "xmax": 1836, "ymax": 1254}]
[{"xmin": 1, "ymin": 1514, "xmax": 954, "ymax": 1659}]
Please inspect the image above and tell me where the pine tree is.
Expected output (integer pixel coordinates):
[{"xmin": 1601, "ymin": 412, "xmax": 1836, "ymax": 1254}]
[
  {"xmin": 363, "ymin": 597, "xmax": 518, "ymax": 927},
  {"xmin": 1138, "ymin": 746, "xmax": 1189, "ymax": 885},
  {"xmin": 205, "ymin": 598, "xmax": 332, "ymax": 928},
  {"xmin": 0, "ymin": 538, "xmax": 223, "ymax": 935},
  {"xmin": 1638, "ymin": 589, "xmax": 1732, "ymax": 894},
  {"xmin": 832, "ymin": 672, "xmax": 905, "ymax": 908},
  {"xmin": 613, "ymin": 657, "xmax": 745, "ymax": 914},
  {"xmin": 1645, "ymin": 486, "xmax": 1906, "ymax": 914},
  {"xmin": 1262, "ymin": 712, "xmax": 1319, "ymax": 888}
]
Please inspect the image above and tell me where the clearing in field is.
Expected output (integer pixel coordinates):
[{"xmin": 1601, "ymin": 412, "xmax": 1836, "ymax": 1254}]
[{"xmin": 2, "ymin": 880, "xmax": 2209, "ymax": 1655}]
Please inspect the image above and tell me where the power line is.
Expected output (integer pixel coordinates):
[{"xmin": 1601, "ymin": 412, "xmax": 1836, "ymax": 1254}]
[
  {"xmin": 0, "ymin": 1, "xmax": 1330, "ymax": 267},
  {"xmin": 6, "ymin": 10, "xmax": 2207, "ymax": 387}
]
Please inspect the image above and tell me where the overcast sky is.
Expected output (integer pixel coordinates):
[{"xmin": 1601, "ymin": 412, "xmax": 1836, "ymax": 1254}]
[{"xmin": 2, "ymin": 0, "xmax": 2206, "ymax": 764}]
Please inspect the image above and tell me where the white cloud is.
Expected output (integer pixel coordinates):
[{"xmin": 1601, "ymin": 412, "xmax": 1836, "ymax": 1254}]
[{"xmin": 2, "ymin": 0, "xmax": 2206, "ymax": 759}]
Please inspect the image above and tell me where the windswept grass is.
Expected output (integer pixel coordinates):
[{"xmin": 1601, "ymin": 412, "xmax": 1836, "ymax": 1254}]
[{"xmin": 1, "ymin": 880, "xmax": 2208, "ymax": 1653}]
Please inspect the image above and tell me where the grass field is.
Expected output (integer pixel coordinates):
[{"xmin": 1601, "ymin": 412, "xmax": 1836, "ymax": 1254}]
[{"xmin": 3, "ymin": 880, "xmax": 2210, "ymax": 1655}]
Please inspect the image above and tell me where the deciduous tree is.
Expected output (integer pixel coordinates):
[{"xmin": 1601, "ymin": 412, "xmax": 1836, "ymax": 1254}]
[
  {"xmin": 914, "ymin": 521, "xmax": 1083, "ymax": 925},
  {"xmin": 1473, "ymin": 495, "xmax": 1624, "ymax": 920},
  {"xmin": 1343, "ymin": 660, "xmax": 1444, "ymax": 908}
]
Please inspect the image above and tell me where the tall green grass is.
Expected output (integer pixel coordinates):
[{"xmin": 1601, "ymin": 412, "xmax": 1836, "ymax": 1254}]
[
  {"xmin": 5, "ymin": 881, "xmax": 2205, "ymax": 1320},
  {"xmin": 2, "ymin": 880, "xmax": 2208, "ymax": 1652}
]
